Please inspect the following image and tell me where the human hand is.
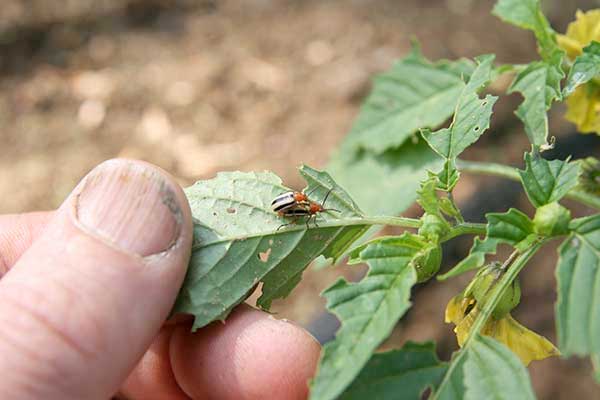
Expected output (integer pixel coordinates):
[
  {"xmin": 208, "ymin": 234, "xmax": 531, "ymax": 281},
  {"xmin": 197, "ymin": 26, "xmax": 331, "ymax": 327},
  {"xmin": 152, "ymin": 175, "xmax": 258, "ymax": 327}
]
[{"xmin": 0, "ymin": 159, "xmax": 320, "ymax": 400}]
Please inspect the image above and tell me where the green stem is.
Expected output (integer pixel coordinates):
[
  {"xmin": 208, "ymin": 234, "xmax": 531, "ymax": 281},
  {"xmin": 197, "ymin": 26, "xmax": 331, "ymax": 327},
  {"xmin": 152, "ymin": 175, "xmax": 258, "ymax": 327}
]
[
  {"xmin": 262, "ymin": 215, "xmax": 486, "ymax": 237},
  {"xmin": 456, "ymin": 159, "xmax": 600, "ymax": 210},
  {"xmin": 360, "ymin": 216, "xmax": 421, "ymax": 228},
  {"xmin": 463, "ymin": 240, "xmax": 544, "ymax": 347},
  {"xmin": 361, "ymin": 216, "xmax": 486, "ymax": 239},
  {"xmin": 442, "ymin": 222, "xmax": 487, "ymax": 241},
  {"xmin": 566, "ymin": 190, "xmax": 600, "ymax": 211},
  {"xmin": 456, "ymin": 159, "xmax": 520, "ymax": 180}
]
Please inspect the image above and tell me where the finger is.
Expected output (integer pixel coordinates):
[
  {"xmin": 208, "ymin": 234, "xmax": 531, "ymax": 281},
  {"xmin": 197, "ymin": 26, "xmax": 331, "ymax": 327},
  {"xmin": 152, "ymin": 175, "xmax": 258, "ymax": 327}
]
[
  {"xmin": 169, "ymin": 306, "xmax": 320, "ymax": 400},
  {"xmin": 119, "ymin": 325, "xmax": 190, "ymax": 400},
  {"xmin": 121, "ymin": 306, "xmax": 320, "ymax": 400},
  {"xmin": 0, "ymin": 211, "xmax": 53, "ymax": 274},
  {"xmin": 0, "ymin": 159, "xmax": 193, "ymax": 400}
]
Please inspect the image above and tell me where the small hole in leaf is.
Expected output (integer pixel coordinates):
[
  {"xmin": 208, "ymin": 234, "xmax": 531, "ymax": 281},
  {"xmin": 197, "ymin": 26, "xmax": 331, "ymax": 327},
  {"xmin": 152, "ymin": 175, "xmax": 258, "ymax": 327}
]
[
  {"xmin": 482, "ymin": 101, "xmax": 488, "ymax": 106},
  {"xmin": 226, "ymin": 207, "xmax": 236, "ymax": 214},
  {"xmin": 474, "ymin": 126, "xmax": 480, "ymax": 132},
  {"xmin": 258, "ymin": 248, "xmax": 272, "ymax": 262}
]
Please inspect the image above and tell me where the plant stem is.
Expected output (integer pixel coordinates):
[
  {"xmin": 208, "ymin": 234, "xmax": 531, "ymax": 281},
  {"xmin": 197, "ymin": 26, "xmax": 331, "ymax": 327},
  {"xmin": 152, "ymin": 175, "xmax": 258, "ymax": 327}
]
[
  {"xmin": 456, "ymin": 159, "xmax": 600, "ymax": 210},
  {"xmin": 442, "ymin": 222, "xmax": 487, "ymax": 241},
  {"xmin": 456, "ymin": 159, "xmax": 520, "ymax": 180},
  {"xmin": 566, "ymin": 190, "xmax": 600, "ymax": 210},
  {"xmin": 360, "ymin": 216, "xmax": 421, "ymax": 228},
  {"xmin": 304, "ymin": 215, "xmax": 487, "ymax": 241},
  {"xmin": 360, "ymin": 216, "xmax": 487, "ymax": 238},
  {"xmin": 463, "ymin": 240, "xmax": 545, "ymax": 347}
]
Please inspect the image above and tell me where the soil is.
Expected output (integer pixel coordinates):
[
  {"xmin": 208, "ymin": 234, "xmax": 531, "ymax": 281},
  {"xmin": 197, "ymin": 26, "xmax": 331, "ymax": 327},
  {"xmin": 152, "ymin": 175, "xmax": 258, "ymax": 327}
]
[{"xmin": 2, "ymin": 1, "xmax": 600, "ymax": 398}]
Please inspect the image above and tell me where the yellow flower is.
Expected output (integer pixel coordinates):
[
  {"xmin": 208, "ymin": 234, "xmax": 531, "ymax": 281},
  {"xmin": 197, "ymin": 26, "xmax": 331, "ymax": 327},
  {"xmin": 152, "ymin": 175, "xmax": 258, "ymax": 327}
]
[
  {"xmin": 557, "ymin": 10, "xmax": 600, "ymax": 60},
  {"xmin": 564, "ymin": 83, "xmax": 600, "ymax": 134},
  {"xmin": 557, "ymin": 10, "xmax": 600, "ymax": 135},
  {"xmin": 445, "ymin": 293, "xmax": 560, "ymax": 366}
]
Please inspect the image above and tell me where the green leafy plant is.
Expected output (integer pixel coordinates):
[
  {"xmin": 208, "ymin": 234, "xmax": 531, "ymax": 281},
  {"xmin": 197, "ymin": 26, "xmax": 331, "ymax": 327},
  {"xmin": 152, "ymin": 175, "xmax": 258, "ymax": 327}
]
[{"xmin": 173, "ymin": 1, "xmax": 600, "ymax": 398}]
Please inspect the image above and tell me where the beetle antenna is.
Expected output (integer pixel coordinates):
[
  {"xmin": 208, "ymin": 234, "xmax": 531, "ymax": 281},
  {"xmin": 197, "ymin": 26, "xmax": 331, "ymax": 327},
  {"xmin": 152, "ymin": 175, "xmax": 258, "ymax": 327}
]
[
  {"xmin": 322, "ymin": 188, "xmax": 334, "ymax": 206},
  {"xmin": 305, "ymin": 186, "xmax": 318, "ymax": 197}
]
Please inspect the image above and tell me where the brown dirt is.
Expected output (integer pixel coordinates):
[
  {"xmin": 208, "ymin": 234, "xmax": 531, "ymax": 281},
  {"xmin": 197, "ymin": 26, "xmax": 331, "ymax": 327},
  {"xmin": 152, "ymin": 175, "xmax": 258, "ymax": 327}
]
[{"xmin": 2, "ymin": 1, "xmax": 600, "ymax": 398}]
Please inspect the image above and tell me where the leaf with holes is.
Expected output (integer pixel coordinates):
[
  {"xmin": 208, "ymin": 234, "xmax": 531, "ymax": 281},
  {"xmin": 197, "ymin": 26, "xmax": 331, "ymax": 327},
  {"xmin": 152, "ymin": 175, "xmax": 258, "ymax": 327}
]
[
  {"xmin": 338, "ymin": 341, "xmax": 448, "ymax": 400},
  {"xmin": 508, "ymin": 54, "xmax": 564, "ymax": 150},
  {"xmin": 172, "ymin": 166, "xmax": 370, "ymax": 330},
  {"xmin": 339, "ymin": 42, "xmax": 475, "ymax": 155},
  {"xmin": 438, "ymin": 208, "xmax": 535, "ymax": 280},
  {"xmin": 309, "ymin": 233, "xmax": 426, "ymax": 400},
  {"xmin": 556, "ymin": 214, "xmax": 600, "ymax": 356},
  {"xmin": 421, "ymin": 54, "xmax": 498, "ymax": 191},
  {"xmin": 519, "ymin": 152, "xmax": 581, "ymax": 208}
]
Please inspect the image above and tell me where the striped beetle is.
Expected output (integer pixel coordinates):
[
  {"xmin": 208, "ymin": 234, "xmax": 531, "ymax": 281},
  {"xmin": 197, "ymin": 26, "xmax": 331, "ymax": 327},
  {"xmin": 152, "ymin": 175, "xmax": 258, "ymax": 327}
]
[{"xmin": 272, "ymin": 188, "xmax": 340, "ymax": 230}]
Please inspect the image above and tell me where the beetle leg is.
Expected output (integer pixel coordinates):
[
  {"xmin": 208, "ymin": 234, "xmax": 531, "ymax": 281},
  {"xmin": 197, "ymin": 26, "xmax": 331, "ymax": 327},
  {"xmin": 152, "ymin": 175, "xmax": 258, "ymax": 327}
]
[
  {"xmin": 277, "ymin": 216, "xmax": 299, "ymax": 231},
  {"xmin": 305, "ymin": 214, "xmax": 312, "ymax": 230}
]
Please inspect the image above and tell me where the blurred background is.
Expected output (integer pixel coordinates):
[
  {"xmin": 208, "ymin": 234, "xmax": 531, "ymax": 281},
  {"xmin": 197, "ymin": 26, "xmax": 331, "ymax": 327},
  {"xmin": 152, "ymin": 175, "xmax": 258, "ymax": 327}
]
[{"xmin": 2, "ymin": 0, "xmax": 600, "ymax": 398}]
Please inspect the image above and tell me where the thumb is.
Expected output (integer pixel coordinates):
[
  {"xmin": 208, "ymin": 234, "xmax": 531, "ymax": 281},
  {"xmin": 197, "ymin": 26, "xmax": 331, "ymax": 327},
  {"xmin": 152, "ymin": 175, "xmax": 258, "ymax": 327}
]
[{"xmin": 0, "ymin": 159, "xmax": 193, "ymax": 400}]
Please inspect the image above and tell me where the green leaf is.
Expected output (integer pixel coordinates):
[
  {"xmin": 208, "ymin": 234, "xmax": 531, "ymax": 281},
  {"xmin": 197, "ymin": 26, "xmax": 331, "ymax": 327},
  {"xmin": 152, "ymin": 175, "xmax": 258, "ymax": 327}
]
[
  {"xmin": 564, "ymin": 41, "xmax": 600, "ymax": 96},
  {"xmin": 338, "ymin": 341, "xmax": 448, "ymax": 400},
  {"xmin": 328, "ymin": 139, "xmax": 443, "ymax": 215},
  {"xmin": 340, "ymin": 44, "xmax": 475, "ymax": 155},
  {"xmin": 432, "ymin": 352, "xmax": 467, "ymax": 400},
  {"xmin": 438, "ymin": 208, "xmax": 534, "ymax": 280},
  {"xmin": 173, "ymin": 166, "xmax": 369, "ymax": 330},
  {"xmin": 464, "ymin": 335, "xmax": 536, "ymax": 400},
  {"xmin": 519, "ymin": 152, "xmax": 581, "ymax": 208},
  {"xmin": 492, "ymin": 0, "xmax": 557, "ymax": 59},
  {"xmin": 417, "ymin": 175, "xmax": 441, "ymax": 215},
  {"xmin": 417, "ymin": 174, "xmax": 463, "ymax": 225},
  {"xmin": 436, "ymin": 160, "xmax": 461, "ymax": 192},
  {"xmin": 493, "ymin": 0, "xmax": 564, "ymax": 149},
  {"xmin": 507, "ymin": 53, "xmax": 564, "ymax": 150},
  {"xmin": 556, "ymin": 214, "xmax": 600, "ymax": 356},
  {"xmin": 422, "ymin": 55, "xmax": 498, "ymax": 188},
  {"xmin": 309, "ymin": 233, "xmax": 424, "ymax": 400}
]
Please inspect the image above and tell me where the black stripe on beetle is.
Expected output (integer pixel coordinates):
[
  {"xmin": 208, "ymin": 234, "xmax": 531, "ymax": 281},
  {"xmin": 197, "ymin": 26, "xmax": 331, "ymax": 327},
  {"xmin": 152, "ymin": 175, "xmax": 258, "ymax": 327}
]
[
  {"xmin": 271, "ymin": 192, "xmax": 296, "ymax": 212},
  {"xmin": 281, "ymin": 207, "xmax": 311, "ymax": 216},
  {"xmin": 273, "ymin": 188, "xmax": 341, "ymax": 230}
]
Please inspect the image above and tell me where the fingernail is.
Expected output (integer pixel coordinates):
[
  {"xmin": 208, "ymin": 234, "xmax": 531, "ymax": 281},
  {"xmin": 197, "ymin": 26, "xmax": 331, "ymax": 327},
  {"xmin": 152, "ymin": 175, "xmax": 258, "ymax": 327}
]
[{"xmin": 75, "ymin": 160, "xmax": 183, "ymax": 257}]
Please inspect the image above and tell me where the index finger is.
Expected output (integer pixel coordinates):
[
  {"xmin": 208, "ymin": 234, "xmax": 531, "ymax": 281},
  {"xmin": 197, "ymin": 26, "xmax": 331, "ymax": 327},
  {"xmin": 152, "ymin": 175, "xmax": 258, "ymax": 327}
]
[{"xmin": 0, "ymin": 211, "xmax": 54, "ymax": 274}]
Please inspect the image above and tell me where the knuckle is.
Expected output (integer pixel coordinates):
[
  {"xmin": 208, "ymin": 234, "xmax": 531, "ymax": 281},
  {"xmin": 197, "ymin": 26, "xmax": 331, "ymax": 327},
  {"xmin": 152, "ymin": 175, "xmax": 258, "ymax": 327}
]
[{"xmin": 0, "ymin": 280, "xmax": 104, "ymax": 363}]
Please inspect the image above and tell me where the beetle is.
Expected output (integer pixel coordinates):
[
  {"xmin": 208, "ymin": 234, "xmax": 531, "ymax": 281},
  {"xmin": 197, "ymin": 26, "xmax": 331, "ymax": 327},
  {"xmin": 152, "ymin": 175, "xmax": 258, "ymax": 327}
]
[
  {"xmin": 270, "ymin": 191, "xmax": 310, "ymax": 214},
  {"xmin": 273, "ymin": 187, "xmax": 340, "ymax": 230}
]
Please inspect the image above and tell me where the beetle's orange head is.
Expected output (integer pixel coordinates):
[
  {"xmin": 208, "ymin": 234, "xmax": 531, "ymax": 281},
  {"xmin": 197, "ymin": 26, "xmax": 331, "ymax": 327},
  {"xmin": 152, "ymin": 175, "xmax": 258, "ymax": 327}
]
[
  {"xmin": 309, "ymin": 202, "xmax": 322, "ymax": 213},
  {"xmin": 294, "ymin": 192, "xmax": 308, "ymax": 202}
]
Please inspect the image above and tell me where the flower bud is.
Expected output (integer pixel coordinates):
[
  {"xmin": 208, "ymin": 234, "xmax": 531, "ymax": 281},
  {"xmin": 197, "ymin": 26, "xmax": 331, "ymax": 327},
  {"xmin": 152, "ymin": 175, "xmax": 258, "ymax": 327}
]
[
  {"xmin": 413, "ymin": 244, "xmax": 442, "ymax": 283},
  {"xmin": 468, "ymin": 262, "xmax": 521, "ymax": 319},
  {"xmin": 579, "ymin": 157, "xmax": 600, "ymax": 195},
  {"xmin": 533, "ymin": 202, "xmax": 571, "ymax": 236},
  {"xmin": 418, "ymin": 213, "xmax": 449, "ymax": 241}
]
